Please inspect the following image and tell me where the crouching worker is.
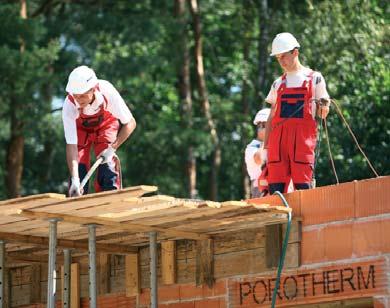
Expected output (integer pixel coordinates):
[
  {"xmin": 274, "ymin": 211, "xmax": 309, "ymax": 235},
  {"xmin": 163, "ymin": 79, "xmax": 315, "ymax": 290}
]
[
  {"xmin": 62, "ymin": 66, "xmax": 136, "ymax": 197},
  {"xmin": 245, "ymin": 108, "xmax": 270, "ymax": 198}
]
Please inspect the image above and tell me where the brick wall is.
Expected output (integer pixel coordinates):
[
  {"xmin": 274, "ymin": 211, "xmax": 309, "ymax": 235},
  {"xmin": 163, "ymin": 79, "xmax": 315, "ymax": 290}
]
[{"xmin": 249, "ymin": 177, "xmax": 390, "ymax": 264}]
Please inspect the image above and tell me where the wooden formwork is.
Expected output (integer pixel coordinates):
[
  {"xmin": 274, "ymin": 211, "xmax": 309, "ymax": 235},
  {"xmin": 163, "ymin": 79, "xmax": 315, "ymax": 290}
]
[{"xmin": 0, "ymin": 185, "xmax": 290, "ymax": 263}]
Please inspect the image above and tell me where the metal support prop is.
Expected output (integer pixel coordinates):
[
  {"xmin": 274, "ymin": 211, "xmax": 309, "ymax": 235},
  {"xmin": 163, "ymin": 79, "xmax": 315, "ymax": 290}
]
[
  {"xmin": 0, "ymin": 240, "xmax": 4, "ymax": 308},
  {"xmin": 149, "ymin": 231, "xmax": 158, "ymax": 308},
  {"xmin": 88, "ymin": 224, "xmax": 97, "ymax": 308},
  {"xmin": 63, "ymin": 249, "xmax": 71, "ymax": 308},
  {"xmin": 47, "ymin": 218, "xmax": 60, "ymax": 308}
]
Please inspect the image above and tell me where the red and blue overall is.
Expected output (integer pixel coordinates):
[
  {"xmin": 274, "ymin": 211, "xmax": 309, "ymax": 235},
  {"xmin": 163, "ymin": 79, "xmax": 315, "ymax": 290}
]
[
  {"xmin": 67, "ymin": 89, "xmax": 121, "ymax": 193},
  {"xmin": 267, "ymin": 71, "xmax": 317, "ymax": 194}
]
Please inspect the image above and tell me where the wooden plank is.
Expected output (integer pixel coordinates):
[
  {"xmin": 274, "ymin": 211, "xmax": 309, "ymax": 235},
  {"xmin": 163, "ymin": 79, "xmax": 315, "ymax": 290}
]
[
  {"xmin": 0, "ymin": 231, "xmax": 137, "ymax": 254},
  {"xmin": 265, "ymin": 224, "xmax": 283, "ymax": 269},
  {"xmin": 7, "ymin": 252, "xmax": 63, "ymax": 264},
  {"xmin": 161, "ymin": 241, "xmax": 176, "ymax": 285},
  {"xmin": 195, "ymin": 239, "xmax": 214, "ymax": 288},
  {"xmin": 174, "ymin": 212, "xmax": 287, "ymax": 233},
  {"xmin": 214, "ymin": 248, "xmax": 266, "ymax": 278},
  {"xmin": 13, "ymin": 209, "xmax": 210, "ymax": 240},
  {"xmin": 213, "ymin": 228, "xmax": 266, "ymax": 254},
  {"xmin": 132, "ymin": 206, "xmax": 258, "ymax": 226},
  {"xmin": 71, "ymin": 263, "xmax": 80, "ymax": 308},
  {"xmin": 125, "ymin": 254, "xmax": 140, "ymax": 296},
  {"xmin": 96, "ymin": 196, "xmax": 181, "ymax": 219},
  {"xmin": 31, "ymin": 185, "xmax": 157, "ymax": 213},
  {"xmin": 0, "ymin": 193, "xmax": 65, "ymax": 207},
  {"xmin": 3, "ymin": 267, "xmax": 10, "ymax": 307},
  {"xmin": 98, "ymin": 253, "xmax": 110, "ymax": 295}
]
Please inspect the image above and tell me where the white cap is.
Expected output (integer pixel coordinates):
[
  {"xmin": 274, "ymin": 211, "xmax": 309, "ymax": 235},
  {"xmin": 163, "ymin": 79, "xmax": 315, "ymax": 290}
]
[
  {"xmin": 66, "ymin": 66, "xmax": 98, "ymax": 94},
  {"xmin": 253, "ymin": 108, "xmax": 271, "ymax": 125},
  {"xmin": 270, "ymin": 32, "xmax": 300, "ymax": 56}
]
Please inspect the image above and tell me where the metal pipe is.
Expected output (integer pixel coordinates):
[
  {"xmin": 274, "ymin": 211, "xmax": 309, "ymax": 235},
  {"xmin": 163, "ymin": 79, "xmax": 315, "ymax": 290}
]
[
  {"xmin": 63, "ymin": 249, "xmax": 71, "ymax": 308},
  {"xmin": 149, "ymin": 231, "xmax": 157, "ymax": 308},
  {"xmin": 88, "ymin": 224, "xmax": 97, "ymax": 308},
  {"xmin": 0, "ymin": 240, "xmax": 4, "ymax": 308},
  {"xmin": 47, "ymin": 218, "xmax": 60, "ymax": 308}
]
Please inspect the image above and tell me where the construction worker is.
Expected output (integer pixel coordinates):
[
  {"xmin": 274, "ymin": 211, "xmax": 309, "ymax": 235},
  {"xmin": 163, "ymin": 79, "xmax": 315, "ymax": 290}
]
[
  {"xmin": 263, "ymin": 33, "xmax": 330, "ymax": 194},
  {"xmin": 245, "ymin": 108, "xmax": 270, "ymax": 198},
  {"xmin": 62, "ymin": 66, "xmax": 136, "ymax": 197}
]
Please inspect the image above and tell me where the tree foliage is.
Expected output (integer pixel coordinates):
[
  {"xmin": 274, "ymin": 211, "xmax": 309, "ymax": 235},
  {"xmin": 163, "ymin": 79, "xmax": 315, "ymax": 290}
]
[{"xmin": 0, "ymin": 0, "xmax": 388, "ymax": 200}]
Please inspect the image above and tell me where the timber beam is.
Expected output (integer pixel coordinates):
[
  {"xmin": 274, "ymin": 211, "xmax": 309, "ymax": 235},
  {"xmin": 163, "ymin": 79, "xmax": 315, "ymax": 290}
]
[
  {"xmin": 12, "ymin": 209, "xmax": 210, "ymax": 241},
  {"xmin": 0, "ymin": 231, "xmax": 137, "ymax": 254}
]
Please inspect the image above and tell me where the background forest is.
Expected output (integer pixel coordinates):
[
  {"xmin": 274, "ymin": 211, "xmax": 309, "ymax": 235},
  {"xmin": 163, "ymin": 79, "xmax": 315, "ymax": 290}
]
[{"xmin": 0, "ymin": 0, "xmax": 388, "ymax": 201}]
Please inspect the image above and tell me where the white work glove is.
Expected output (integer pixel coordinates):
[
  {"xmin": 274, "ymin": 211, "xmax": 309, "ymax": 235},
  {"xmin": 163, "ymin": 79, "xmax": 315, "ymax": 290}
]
[
  {"xmin": 69, "ymin": 177, "xmax": 82, "ymax": 197},
  {"xmin": 99, "ymin": 146, "xmax": 116, "ymax": 164},
  {"xmin": 261, "ymin": 148, "xmax": 268, "ymax": 164}
]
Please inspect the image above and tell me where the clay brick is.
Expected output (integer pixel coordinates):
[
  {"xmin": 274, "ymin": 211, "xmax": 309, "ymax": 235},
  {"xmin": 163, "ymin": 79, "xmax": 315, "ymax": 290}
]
[
  {"xmin": 211, "ymin": 280, "xmax": 227, "ymax": 296},
  {"xmin": 374, "ymin": 296, "xmax": 390, "ymax": 308},
  {"xmin": 247, "ymin": 190, "xmax": 302, "ymax": 217},
  {"xmin": 202, "ymin": 280, "xmax": 226, "ymax": 297},
  {"xmin": 247, "ymin": 194, "xmax": 281, "ymax": 206},
  {"xmin": 194, "ymin": 298, "xmax": 220, "ymax": 308},
  {"xmin": 284, "ymin": 190, "xmax": 302, "ymax": 217},
  {"xmin": 353, "ymin": 220, "xmax": 383, "ymax": 257},
  {"xmin": 179, "ymin": 283, "xmax": 203, "ymax": 300},
  {"xmin": 356, "ymin": 177, "xmax": 390, "ymax": 218},
  {"xmin": 166, "ymin": 302, "xmax": 195, "ymax": 308},
  {"xmin": 139, "ymin": 288, "xmax": 150, "ymax": 306},
  {"xmin": 324, "ymin": 223, "xmax": 353, "ymax": 261},
  {"xmin": 179, "ymin": 280, "xmax": 226, "ymax": 300},
  {"xmin": 301, "ymin": 229, "xmax": 325, "ymax": 264},
  {"xmin": 382, "ymin": 219, "xmax": 390, "ymax": 252},
  {"xmin": 159, "ymin": 284, "xmax": 181, "ymax": 302},
  {"xmin": 301, "ymin": 181, "xmax": 355, "ymax": 225}
]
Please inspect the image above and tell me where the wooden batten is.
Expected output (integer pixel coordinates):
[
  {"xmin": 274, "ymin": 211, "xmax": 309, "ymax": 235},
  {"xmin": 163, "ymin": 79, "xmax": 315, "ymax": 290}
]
[
  {"xmin": 71, "ymin": 263, "xmax": 80, "ymax": 308},
  {"xmin": 98, "ymin": 253, "xmax": 111, "ymax": 294},
  {"xmin": 4, "ymin": 267, "xmax": 10, "ymax": 307},
  {"xmin": 196, "ymin": 239, "xmax": 214, "ymax": 288},
  {"xmin": 0, "ymin": 231, "xmax": 137, "ymax": 254},
  {"xmin": 161, "ymin": 241, "xmax": 176, "ymax": 285},
  {"xmin": 125, "ymin": 253, "xmax": 140, "ymax": 296},
  {"xmin": 265, "ymin": 224, "xmax": 283, "ymax": 269},
  {"xmin": 30, "ymin": 264, "xmax": 41, "ymax": 303}
]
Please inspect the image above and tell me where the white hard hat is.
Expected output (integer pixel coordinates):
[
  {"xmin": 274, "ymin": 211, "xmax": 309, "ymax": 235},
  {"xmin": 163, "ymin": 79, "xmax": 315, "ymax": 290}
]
[
  {"xmin": 253, "ymin": 108, "xmax": 271, "ymax": 125},
  {"xmin": 66, "ymin": 66, "xmax": 98, "ymax": 94},
  {"xmin": 270, "ymin": 32, "xmax": 300, "ymax": 56}
]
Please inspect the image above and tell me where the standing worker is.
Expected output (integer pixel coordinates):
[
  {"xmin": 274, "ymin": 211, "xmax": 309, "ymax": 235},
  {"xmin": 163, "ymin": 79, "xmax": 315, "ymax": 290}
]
[
  {"xmin": 263, "ymin": 32, "xmax": 330, "ymax": 194},
  {"xmin": 245, "ymin": 108, "xmax": 270, "ymax": 198},
  {"xmin": 62, "ymin": 65, "xmax": 136, "ymax": 197}
]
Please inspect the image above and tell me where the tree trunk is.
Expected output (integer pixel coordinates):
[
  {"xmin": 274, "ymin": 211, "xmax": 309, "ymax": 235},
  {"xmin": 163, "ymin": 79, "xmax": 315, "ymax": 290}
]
[
  {"xmin": 241, "ymin": 0, "xmax": 254, "ymax": 199},
  {"xmin": 256, "ymin": 0, "xmax": 269, "ymax": 104},
  {"xmin": 189, "ymin": 0, "xmax": 221, "ymax": 201},
  {"xmin": 6, "ymin": 106, "xmax": 25, "ymax": 198},
  {"xmin": 175, "ymin": 0, "xmax": 197, "ymax": 199},
  {"xmin": 5, "ymin": 0, "xmax": 27, "ymax": 198}
]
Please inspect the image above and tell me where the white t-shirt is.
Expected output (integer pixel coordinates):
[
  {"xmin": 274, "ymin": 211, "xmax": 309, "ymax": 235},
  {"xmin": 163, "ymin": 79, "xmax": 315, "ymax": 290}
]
[
  {"xmin": 62, "ymin": 80, "xmax": 134, "ymax": 144},
  {"xmin": 265, "ymin": 67, "xmax": 329, "ymax": 118},
  {"xmin": 245, "ymin": 139, "xmax": 263, "ymax": 186}
]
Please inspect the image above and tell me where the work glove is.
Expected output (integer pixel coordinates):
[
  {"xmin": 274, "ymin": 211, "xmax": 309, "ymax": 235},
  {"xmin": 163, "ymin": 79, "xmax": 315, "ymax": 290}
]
[
  {"xmin": 99, "ymin": 146, "xmax": 116, "ymax": 164},
  {"xmin": 69, "ymin": 177, "xmax": 82, "ymax": 197},
  {"xmin": 317, "ymin": 98, "xmax": 330, "ymax": 119},
  {"xmin": 261, "ymin": 148, "xmax": 268, "ymax": 164}
]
